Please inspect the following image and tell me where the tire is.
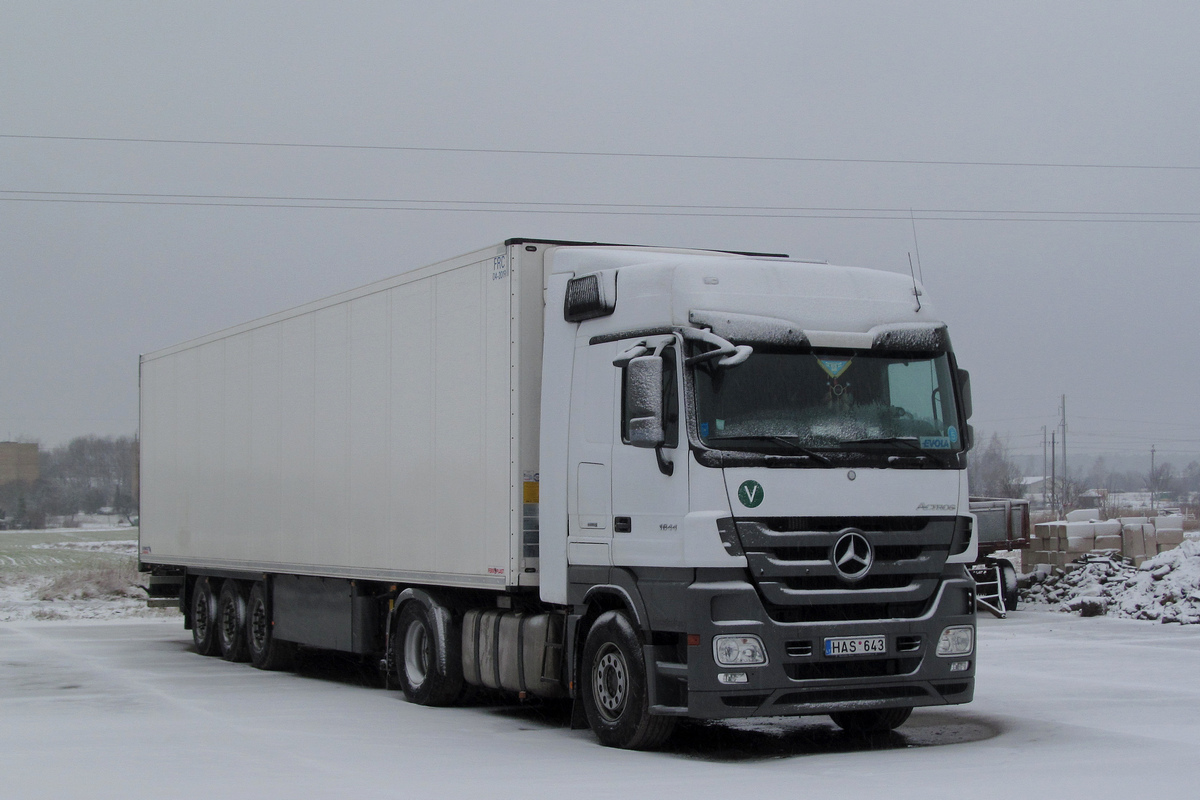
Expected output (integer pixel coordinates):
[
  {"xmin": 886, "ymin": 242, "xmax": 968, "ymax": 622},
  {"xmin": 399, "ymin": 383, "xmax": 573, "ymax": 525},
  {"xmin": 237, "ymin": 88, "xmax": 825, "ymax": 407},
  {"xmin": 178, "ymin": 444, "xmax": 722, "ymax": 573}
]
[
  {"xmin": 830, "ymin": 706, "xmax": 913, "ymax": 734},
  {"xmin": 217, "ymin": 580, "xmax": 251, "ymax": 663},
  {"xmin": 191, "ymin": 577, "xmax": 222, "ymax": 656},
  {"xmin": 393, "ymin": 602, "xmax": 462, "ymax": 706},
  {"xmin": 998, "ymin": 558, "xmax": 1019, "ymax": 610},
  {"xmin": 247, "ymin": 581, "xmax": 296, "ymax": 671},
  {"xmin": 581, "ymin": 610, "xmax": 676, "ymax": 750}
]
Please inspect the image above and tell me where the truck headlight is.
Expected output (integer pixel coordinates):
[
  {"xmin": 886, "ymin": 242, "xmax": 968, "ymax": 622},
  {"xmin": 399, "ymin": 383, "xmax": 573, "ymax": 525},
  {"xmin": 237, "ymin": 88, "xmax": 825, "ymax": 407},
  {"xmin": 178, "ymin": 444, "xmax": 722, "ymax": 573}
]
[
  {"xmin": 936, "ymin": 625, "xmax": 974, "ymax": 657},
  {"xmin": 713, "ymin": 635, "xmax": 768, "ymax": 666}
]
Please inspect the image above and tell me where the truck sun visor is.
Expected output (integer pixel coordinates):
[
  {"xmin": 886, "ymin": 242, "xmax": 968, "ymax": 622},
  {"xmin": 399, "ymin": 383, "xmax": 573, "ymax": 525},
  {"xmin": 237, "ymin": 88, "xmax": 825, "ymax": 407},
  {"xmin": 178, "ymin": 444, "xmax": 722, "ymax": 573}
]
[
  {"xmin": 868, "ymin": 322, "xmax": 949, "ymax": 353},
  {"xmin": 688, "ymin": 309, "xmax": 808, "ymax": 347}
]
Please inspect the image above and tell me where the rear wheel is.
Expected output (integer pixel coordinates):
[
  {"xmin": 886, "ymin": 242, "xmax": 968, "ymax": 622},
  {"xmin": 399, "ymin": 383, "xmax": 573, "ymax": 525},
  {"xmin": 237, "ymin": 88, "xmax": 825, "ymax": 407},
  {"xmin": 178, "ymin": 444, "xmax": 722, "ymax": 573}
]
[
  {"xmin": 217, "ymin": 580, "xmax": 251, "ymax": 662},
  {"xmin": 830, "ymin": 706, "xmax": 913, "ymax": 734},
  {"xmin": 247, "ymin": 581, "xmax": 296, "ymax": 671},
  {"xmin": 190, "ymin": 577, "xmax": 221, "ymax": 656},
  {"xmin": 393, "ymin": 602, "xmax": 462, "ymax": 706},
  {"xmin": 581, "ymin": 610, "xmax": 675, "ymax": 750}
]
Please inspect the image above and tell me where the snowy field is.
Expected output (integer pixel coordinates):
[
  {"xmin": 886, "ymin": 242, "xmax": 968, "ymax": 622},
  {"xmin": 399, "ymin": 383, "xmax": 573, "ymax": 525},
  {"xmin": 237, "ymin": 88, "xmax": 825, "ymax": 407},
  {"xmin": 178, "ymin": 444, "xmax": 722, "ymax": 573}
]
[
  {"xmin": 0, "ymin": 612, "xmax": 1197, "ymax": 799},
  {"xmin": 0, "ymin": 526, "xmax": 178, "ymax": 622}
]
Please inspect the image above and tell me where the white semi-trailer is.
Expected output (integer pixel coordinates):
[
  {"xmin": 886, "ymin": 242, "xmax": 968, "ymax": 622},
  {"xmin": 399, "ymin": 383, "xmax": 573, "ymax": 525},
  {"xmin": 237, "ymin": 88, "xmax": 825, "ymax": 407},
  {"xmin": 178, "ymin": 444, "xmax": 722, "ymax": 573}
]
[{"xmin": 139, "ymin": 239, "xmax": 978, "ymax": 749}]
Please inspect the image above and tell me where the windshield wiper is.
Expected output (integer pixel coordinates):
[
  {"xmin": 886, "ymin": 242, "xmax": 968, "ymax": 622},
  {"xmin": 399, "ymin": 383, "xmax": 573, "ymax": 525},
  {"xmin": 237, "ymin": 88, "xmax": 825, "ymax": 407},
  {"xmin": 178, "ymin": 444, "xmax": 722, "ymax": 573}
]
[
  {"xmin": 707, "ymin": 435, "xmax": 833, "ymax": 465},
  {"xmin": 839, "ymin": 437, "xmax": 949, "ymax": 467}
]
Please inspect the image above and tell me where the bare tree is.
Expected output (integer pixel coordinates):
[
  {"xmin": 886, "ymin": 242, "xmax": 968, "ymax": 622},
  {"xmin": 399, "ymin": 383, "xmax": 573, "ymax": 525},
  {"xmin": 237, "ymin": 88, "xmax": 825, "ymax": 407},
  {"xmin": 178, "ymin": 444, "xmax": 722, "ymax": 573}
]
[
  {"xmin": 969, "ymin": 433, "xmax": 1024, "ymax": 498},
  {"xmin": 1147, "ymin": 461, "xmax": 1177, "ymax": 503},
  {"xmin": 39, "ymin": 435, "xmax": 139, "ymax": 517}
]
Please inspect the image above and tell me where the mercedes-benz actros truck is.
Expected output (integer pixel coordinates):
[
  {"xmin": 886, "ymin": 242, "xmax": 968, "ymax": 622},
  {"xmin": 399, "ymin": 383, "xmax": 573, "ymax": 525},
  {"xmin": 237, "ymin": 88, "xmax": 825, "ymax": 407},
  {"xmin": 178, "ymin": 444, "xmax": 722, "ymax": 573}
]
[{"xmin": 139, "ymin": 239, "xmax": 978, "ymax": 749}]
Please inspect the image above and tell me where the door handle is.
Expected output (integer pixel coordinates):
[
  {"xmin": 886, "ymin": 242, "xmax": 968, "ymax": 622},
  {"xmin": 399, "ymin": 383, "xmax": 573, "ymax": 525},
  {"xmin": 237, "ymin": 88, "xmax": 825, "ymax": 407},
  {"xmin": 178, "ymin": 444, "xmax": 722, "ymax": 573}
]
[{"xmin": 614, "ymin": 516, "xmax": 632, "ymax": 533}]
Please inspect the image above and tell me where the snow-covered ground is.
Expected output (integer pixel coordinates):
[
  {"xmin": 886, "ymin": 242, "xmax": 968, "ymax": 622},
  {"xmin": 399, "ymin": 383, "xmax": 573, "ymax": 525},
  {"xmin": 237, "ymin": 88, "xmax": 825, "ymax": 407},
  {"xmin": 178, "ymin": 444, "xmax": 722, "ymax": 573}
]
[{"xmin": 0, "ymin": 611, "xmax": 1196, "ymax": 799}]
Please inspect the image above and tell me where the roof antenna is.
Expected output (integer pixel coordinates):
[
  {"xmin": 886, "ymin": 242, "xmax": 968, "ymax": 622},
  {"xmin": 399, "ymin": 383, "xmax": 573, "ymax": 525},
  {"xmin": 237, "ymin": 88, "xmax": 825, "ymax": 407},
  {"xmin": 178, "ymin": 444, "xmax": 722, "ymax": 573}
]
[
  {"xmin": 909, "ymin": 208, "xmax": 925, "ymax": 284},
  {"xmin": 908, "ymin": 253, "xmax": 922, "ymax": 312},
  {"xmin": 908, "ymin": 209, "xmax": 925, "ymax": 312}
]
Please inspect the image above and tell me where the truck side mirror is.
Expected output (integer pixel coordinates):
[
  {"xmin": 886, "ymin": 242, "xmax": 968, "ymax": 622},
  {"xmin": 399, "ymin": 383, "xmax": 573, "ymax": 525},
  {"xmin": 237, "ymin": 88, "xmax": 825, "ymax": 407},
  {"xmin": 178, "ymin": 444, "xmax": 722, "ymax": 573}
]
[
  {"xmin": 624, "ymin": 356, "xmax": 666, "ymax": 448},
  {"xmin": 957, "ymin": 369, "xmax": 973, "ymax": 421}
]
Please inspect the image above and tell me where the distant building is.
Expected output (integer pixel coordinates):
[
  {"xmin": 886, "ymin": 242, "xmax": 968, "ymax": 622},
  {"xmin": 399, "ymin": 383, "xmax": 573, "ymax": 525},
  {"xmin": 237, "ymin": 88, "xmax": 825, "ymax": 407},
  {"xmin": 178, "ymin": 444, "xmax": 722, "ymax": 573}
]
[{"xmin": 0, "ymin": 442, "xmax": 39, "ymax": 486}]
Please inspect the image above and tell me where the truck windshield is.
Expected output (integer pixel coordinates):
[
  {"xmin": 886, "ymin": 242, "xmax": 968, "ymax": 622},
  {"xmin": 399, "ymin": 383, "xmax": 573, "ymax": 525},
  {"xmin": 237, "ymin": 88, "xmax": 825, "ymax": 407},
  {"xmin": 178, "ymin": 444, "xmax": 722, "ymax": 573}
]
[{"xmin": 693, "ymin": 348, "xmax": 964, "ymax": 454}]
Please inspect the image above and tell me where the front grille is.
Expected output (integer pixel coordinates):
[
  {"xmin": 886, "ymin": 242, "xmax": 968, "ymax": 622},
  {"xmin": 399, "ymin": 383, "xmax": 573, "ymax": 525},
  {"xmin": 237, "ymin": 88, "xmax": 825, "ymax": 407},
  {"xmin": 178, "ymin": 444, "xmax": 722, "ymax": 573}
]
[
  {"xmin": 754, "ymin": 516, "xmax": 939, "ymax": 533},
  {"xmin": 733, "ymin": 516, "xmax": 956, "ymax": 621},
  {"xmin": 779, "ymin": 574, "xmax": 913, "ymax": 591},
  {"xmin": 784, "ymin": 657, "xmax": 922, "ymax": 681},
  {"xmin": 767, "ymin": 600, "xmax": 930, "ymax": 623}
]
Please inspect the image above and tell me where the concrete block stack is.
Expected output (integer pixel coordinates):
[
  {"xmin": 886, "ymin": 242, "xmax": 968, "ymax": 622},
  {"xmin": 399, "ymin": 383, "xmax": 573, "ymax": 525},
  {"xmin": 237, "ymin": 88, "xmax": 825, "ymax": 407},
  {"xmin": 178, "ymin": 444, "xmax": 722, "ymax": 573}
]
[
  {"xmin": 1155, "ymin": 515, "xmax": 1185, "ymax": 555},
  {"xmin": 1027, "ymin": 512, "xmax": 1189, "ymax": 571}
]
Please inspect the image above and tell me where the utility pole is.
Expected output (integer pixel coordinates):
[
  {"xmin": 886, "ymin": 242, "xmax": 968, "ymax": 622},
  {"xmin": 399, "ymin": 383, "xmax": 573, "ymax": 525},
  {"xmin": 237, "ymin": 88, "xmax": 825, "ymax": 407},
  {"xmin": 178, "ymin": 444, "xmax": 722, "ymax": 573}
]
[
  {"xmin": 1042, "ymin": 426, "xmax": 1048, "ymax": 509},
  {"xmin": 1051, "ymin": 430, "xmax": 1057, "ymax": 516},
  {"xmin": 1151, "ymin": 444, "xmax": 1157, "ymax": 513},
  {"xmin": 1060, "ymin": 395, "xmax": 1068, "ymax": 510}
]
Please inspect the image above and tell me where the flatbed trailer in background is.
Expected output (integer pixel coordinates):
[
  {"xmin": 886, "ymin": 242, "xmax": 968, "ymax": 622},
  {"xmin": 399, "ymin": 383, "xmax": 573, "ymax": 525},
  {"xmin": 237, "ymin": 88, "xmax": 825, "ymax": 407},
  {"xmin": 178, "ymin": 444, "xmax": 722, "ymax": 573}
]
[{"xmin": 968, "ymin": 497, "xmax": 1031, "ymax": 617}]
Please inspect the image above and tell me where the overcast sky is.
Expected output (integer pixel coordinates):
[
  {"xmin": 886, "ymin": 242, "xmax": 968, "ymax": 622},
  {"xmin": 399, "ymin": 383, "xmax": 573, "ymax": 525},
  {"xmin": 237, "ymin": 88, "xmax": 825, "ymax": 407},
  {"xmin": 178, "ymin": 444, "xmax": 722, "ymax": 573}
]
[{"xmin": 2, "ymin": 2, "xmax": 1197, "ymax": 473}]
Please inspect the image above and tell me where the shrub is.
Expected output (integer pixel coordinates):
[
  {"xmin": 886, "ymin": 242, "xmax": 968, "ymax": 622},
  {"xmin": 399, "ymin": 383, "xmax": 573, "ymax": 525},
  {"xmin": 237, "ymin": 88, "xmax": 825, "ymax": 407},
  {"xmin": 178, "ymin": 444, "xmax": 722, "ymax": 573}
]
[{"xmin": 37, "ymin": 562, "xmax": 144, "ymax": 601}]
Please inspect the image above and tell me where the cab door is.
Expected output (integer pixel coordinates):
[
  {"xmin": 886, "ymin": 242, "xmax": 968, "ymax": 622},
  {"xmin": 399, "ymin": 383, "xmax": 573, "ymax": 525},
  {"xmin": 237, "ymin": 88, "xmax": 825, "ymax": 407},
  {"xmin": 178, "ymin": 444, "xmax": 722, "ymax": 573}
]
[{"xmin": 566, "ymin": 339, "xmax": 617, "ymax": 565}]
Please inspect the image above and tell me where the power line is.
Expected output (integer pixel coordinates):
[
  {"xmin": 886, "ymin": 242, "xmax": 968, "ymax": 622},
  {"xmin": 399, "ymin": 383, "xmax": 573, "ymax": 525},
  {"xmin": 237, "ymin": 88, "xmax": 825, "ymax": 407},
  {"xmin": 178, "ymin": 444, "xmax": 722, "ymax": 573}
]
[
  {"xmin": 5, "ymin": 189, "xmax": 1197, "ymax": 218},
  {"xmin": 2, "ymin": 191, "xmax": 1198, "ymax": 222},
  {"xmin": 3, "ymin": 133, "xmax": 1198, "ymax": 172}
]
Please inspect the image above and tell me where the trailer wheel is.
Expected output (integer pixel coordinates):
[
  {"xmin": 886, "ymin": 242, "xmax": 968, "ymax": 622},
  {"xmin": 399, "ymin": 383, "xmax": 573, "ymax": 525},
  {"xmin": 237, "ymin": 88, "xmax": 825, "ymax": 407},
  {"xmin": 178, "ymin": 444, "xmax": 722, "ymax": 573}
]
[
  {"xmin": 190, "ymin": 577, "xmax": 221, "ymax": 657},
  {"xmin": 999, "ymin": 558, "xmax": 1019, "ymax": 610},
  {"xmin": 830, "ymin": 706, "xmax": 913, "ymax": 734},
  {"xmin": 581, "ymin": 610, "xmax": 675, "ymax": 750},
  {"xmin": 247, "ymin": 581, "xmax": 295, "ymax": 671},
  {"xmin": 217, "ymin": 580, "xmax": 251, "ymax": 663},
  {"xmin": 393, "ymin": 602, "xmax": 462, "ymax": 706}
]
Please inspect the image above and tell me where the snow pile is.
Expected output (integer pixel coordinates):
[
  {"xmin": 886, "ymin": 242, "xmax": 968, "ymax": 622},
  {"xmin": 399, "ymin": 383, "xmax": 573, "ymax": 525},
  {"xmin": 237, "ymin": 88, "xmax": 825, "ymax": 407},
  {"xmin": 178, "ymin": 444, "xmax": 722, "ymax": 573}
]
[{"xmin": 1023, "ymin": 540, "xmax": 1200, "ymax": 624}]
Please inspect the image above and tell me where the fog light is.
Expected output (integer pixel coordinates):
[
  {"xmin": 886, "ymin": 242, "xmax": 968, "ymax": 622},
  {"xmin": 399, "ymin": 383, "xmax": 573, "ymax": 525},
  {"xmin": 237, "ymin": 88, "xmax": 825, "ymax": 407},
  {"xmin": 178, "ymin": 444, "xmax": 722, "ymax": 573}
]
[
  {"xmin": 718, "ymin": 672, "xmax": 748, "ymax": 684},
  {"xmin": 713, "ymin": 635, "xmax": 768, "ymax": 666},
  {"xmin": 936, "ymin": 625, "xmax": 974, "ymax": 657},
  {"xmin": 949, "ymin": 660, "xmax": 971, "ymax": 672}
]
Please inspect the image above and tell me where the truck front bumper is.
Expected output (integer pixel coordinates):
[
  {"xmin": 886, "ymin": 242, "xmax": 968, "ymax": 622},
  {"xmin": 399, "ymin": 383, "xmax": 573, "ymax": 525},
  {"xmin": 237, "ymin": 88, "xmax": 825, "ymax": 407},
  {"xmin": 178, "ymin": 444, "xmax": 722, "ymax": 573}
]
[{"xmin": 653, "ymin": 569, "xmax": 976, "ymax": 719}]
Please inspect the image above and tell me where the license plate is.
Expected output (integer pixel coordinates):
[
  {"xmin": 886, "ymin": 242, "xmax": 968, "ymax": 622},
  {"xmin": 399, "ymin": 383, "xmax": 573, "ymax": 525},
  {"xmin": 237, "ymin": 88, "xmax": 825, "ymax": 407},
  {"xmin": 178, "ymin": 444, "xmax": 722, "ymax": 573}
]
[{"xmin": 824, "ymin": 635, "xmax": 886, "ymax": 656}]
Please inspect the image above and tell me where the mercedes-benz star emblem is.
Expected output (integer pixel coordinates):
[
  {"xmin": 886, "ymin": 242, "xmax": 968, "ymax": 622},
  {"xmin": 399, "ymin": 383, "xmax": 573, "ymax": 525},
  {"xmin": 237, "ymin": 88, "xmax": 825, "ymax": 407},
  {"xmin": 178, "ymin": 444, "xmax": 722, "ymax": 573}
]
[{"xmin": 831, "ymin": 530, "xmax": 873, "ymax": 582}]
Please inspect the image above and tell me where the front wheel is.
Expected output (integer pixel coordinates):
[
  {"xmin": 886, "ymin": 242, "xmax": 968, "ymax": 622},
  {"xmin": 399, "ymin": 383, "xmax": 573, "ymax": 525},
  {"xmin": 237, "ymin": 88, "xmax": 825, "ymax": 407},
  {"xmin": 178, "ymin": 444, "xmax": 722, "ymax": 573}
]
[
  {"xmin": 830, "ymin": 706, "xmax": 913, "ymax": 734},
  {"xmin": 581, "ymin": 610, "xmax": 675, "ymax": 750}
]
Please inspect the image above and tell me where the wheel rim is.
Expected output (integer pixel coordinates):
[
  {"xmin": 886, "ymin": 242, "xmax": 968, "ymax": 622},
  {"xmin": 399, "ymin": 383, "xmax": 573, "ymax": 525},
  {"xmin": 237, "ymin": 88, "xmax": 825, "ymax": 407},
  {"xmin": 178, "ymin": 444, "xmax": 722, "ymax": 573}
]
[
  {"xmin": 220, "ymin": 597, "xmax": 238, "ymax": 647},
  {"xmin": 403, "ymin": 620, "xmax": 430, "ymax": 690},
  {"xmin": 592, "ymin": 643, "xmax": 628, "ymax": 722},
  {"xmin": 249, "ymin": 598, "xmax": 268, "ymax": 652},
  {"xmin": 194, "ymin": 591, "xmax": 210, "ymax": 641}
]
